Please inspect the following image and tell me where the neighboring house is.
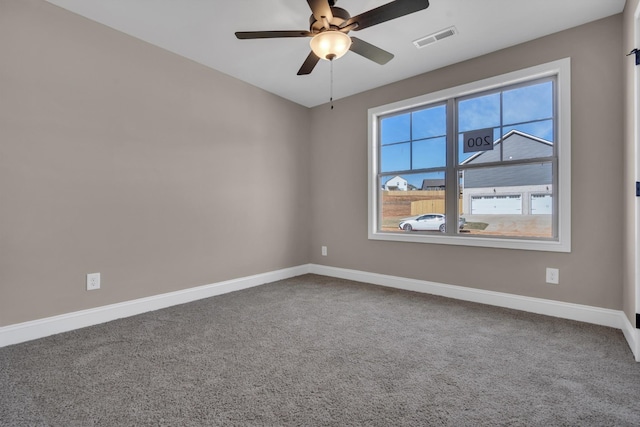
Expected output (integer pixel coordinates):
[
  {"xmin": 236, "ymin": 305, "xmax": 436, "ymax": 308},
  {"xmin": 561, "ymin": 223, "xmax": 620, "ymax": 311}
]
[
  {"xmin": 421, "ymin": 179, "xmax": 446, "ymax": 191},
  {"xmin": 384, "ymin": 175, "xmax": 408, "ymax": 191},
  {"xmin": 461, "ymin": 130, "xmax": 553, "ymax": 215}
]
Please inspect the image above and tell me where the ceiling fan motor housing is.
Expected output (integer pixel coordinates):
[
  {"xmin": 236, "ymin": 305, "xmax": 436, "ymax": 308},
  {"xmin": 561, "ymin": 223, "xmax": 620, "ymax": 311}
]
[{"xmin": 309, "ymin": 7, "xmax": 351, "ymax": 33}]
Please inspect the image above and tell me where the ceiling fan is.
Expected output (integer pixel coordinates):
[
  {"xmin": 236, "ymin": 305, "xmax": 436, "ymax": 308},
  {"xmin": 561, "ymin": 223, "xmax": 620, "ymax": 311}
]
[{"xmin": 235, "ymin": 0, "xmax": 430, "ymax": 75}]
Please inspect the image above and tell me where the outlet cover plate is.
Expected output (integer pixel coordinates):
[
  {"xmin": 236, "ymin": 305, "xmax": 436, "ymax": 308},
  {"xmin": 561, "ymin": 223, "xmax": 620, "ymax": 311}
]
[{"xmin": 87, "ymin": 272, "xmax": 101, "ymax": 290}]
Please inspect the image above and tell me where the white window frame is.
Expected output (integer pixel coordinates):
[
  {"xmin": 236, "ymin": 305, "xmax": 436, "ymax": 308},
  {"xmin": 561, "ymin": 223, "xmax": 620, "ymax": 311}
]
[{"xmin": 368, "ymin": 58, "xmax": 571, "ymax": 252}]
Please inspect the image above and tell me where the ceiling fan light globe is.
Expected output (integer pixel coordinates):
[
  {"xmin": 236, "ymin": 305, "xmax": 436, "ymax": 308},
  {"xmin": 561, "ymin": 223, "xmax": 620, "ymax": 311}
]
[{"xmin": 310, "ymin": 31, "xmax": 351, "ymax": 61}]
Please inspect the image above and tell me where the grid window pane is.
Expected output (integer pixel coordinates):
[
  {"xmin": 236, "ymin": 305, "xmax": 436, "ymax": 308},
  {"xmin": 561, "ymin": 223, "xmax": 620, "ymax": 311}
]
[
  {"xmin": 503, "ymin": 81, "xmax": 553, "ymax": 125},
  {"xmin": 381, "ymin": 143, "xmax": 410, "ymax": 172},
  {"xmin": 413, "ymin": 137, "xmax": 446, "ymax": 169},
  {"xmin": 412, "ymin": 105, "xmax": 446, "ymax": 140},
  {"xmin": 380, "ymin": 172, "xmax": 447, "ymax": 232},
  {"xmin": 381, "ymin": 113, "xmax": 410, "ymax": 145},
  {"xmin": 458, "ymin": 128, "xmax": 501, "ymax": 165},
  {"xmin": 458, "ymin": 93, "xmax": 500, "ymax": 133},
  {"xmin": 503, "ymin": 120, "xmax": 554, "ymax": 144}
]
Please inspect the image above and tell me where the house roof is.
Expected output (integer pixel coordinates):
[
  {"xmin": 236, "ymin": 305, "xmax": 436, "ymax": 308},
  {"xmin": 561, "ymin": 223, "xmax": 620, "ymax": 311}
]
[
  {"xmin": 421, "ymin": 179, "xmax": 445, "ymax": 189},
  {"xmin": 462, "ymin": 131, "xmax": 553, "ymax": 188},
  {"xmin": 385, "ymin": 176, "xmax": 407, "ymax": 184},
  {"xmin": 461, "ymin": 130, "xmax": 553, "ymax": 165}
]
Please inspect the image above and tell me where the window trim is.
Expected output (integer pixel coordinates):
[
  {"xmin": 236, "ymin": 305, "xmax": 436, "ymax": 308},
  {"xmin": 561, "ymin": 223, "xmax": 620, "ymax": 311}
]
[{"xmin": 368, "ymin": 58, "xmax": 571, "ymax": 252}]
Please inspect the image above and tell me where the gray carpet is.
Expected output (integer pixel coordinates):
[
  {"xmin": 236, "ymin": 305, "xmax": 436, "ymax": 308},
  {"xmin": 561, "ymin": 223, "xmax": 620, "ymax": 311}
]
[{"xmin": 1, "ymin": 274, "xmax": 639, "ymax": 426}]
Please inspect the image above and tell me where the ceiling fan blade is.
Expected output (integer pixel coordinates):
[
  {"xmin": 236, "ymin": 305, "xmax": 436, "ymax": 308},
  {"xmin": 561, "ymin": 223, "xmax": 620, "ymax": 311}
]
[
  {"xmin": 349, "ymin": 37, "xmax": 394, "ymax": 65},
  {"xmin": 346, "ymin": 0, "xmax": 429, "ymax": 32},
  {"xmin": 235, "ymin": 30, "xmax": 312, "ymax": 39},
  {"xmin": 297, "ymin": 51, "xmax": 321, "ymax": 75},
  {"xmin": 307, "ymin": 0, "xmax": 333, "ymax": 24},
  {"xmin": 339, "ymin": 22, "xmax": 359, "ymax": 33}
]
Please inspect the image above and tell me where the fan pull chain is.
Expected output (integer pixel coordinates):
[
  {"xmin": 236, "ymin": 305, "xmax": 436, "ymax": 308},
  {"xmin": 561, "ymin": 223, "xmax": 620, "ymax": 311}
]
[{"xmin": 330, "ymin": 59, "xmax": 334, "ymax": 110}]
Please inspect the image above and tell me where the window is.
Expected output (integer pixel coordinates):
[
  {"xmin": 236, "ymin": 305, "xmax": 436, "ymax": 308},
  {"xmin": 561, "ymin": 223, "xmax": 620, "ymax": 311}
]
[{"xmin": 368, "ymin": 59, "xmax": 571, "ymax": 252}]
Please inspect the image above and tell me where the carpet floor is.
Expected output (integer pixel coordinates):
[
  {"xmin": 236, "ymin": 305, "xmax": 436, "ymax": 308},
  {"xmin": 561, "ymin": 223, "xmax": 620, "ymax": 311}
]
[{"xmin": 1, "ymin": 274, "xmax": 639, "ymax": 426}]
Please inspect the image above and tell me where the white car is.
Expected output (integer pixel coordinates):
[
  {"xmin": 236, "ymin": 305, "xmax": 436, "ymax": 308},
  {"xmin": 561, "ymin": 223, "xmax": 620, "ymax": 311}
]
[{"xmin": 398, "ymin": 214, "xmax": 465, "ymax": 232}]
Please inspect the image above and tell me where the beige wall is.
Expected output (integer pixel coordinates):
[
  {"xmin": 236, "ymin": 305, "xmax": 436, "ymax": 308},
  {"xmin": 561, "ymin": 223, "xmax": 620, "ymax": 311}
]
[
  {"xmin": 309, "ymin": 15, "xmax": 624, "ymax": 310},
  {"xmin": 624, "ymin": 0, "xmax": 640, "ymax": 326},
  {"xmin": 0, "ymin": 0, "xmax": 311, "ymax": 326}
]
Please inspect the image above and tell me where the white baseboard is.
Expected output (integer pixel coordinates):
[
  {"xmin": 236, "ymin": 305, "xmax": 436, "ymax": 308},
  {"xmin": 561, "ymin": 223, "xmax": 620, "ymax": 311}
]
[
  {"xmin": 2, "ymin": 263, "xmax": 636, "ymax": 361},
  {"xmin": 621, "ymin": 314, "xmax": 640, "ymax": 361},
  {"xmin": 309, "ymin": 264, "xmax": 627, "ymax": 330},
  {"xmin": 0, "ymin": 265, "xmax": 311, "ymax": 348}
]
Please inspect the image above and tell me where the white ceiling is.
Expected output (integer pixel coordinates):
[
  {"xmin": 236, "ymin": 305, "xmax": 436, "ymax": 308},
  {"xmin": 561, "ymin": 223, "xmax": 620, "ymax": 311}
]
[{"xmin": 45, "ymin": 0, "xmax": 625, "ymax": 108}]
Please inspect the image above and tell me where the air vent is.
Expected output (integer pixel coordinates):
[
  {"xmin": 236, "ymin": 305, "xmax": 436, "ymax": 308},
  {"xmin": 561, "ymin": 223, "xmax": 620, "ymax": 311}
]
[{"xmin": 413, "ymin": 26, "xmax": 458, "ymax": 49}]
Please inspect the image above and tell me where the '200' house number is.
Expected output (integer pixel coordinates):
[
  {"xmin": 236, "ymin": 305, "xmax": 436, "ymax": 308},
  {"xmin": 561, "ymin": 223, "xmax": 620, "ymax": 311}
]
[{"xmin": 463, "ymin": 128, "xmax": 494, "ymax": 153}]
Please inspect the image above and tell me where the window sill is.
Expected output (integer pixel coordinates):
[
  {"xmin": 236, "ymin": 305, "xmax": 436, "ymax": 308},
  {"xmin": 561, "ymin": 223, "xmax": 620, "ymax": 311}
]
[{"xmin": 369, "ymin": 230, "xmax": 570, "ymax": 253}]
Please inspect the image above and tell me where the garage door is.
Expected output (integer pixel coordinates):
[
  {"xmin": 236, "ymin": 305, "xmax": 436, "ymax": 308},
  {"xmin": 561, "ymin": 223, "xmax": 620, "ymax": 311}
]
[
  {"xmin": 471, "ymin": 195, "xmax": 522, "ymax": 214},
  {"xmin": 531, "ymin": 194, "xmax": 552, "ymax": 215}
]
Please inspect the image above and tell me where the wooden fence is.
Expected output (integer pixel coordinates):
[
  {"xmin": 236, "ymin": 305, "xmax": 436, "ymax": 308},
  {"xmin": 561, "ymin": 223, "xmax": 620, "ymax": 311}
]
[
  {"xmin": 409, "ymin": 191, "xmax": 463, "ymax": 215},
  {"xmin": 411, "ymin": 199, "xmax": 445, "ymax": 215},
  {"xmin": 382, "ymin": 190, "xmax": 462, "ymax": 218}
]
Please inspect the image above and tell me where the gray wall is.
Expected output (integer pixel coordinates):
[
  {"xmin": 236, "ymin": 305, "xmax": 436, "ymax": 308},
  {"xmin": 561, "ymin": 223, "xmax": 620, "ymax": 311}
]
[
  {"xmin": 0, "ymin": 0, "xmax": 311, "ymax": 326},
  {"xmin": 623, "ymin": 0, "xmax": 640, "ymax": 326},
  {"xmin": 309, "ymin": 15, "xmax": 624, "ymax": 310},
  {"xmin": 0, "ymin": 1, "xmax": 627, "ymax": 327}
]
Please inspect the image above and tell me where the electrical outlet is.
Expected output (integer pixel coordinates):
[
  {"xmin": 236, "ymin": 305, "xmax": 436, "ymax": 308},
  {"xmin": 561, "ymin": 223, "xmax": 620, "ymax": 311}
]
[
  {"xmin": 321, "ymin": 246, "xmax": 327, "ymax": 256},
  {"xmin": 87, "ymin": 272, "xmax": 101, "ymax": 291},
  {"xmin": 545, "ymin": 268, "xmax": 559, "ymax": 284}
]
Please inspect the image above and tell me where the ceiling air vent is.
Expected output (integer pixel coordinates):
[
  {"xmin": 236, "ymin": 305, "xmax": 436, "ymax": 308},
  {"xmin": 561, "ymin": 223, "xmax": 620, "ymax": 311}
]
[{"xmin": 413, "ymin": 26, "xmax": 458, "ymax": 49}]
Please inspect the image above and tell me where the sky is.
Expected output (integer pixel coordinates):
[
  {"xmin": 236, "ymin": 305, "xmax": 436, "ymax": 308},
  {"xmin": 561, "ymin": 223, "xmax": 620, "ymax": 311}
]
[{"xmin": 380, "ymin": 80, "xmax": 554, "ymax": 188}]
